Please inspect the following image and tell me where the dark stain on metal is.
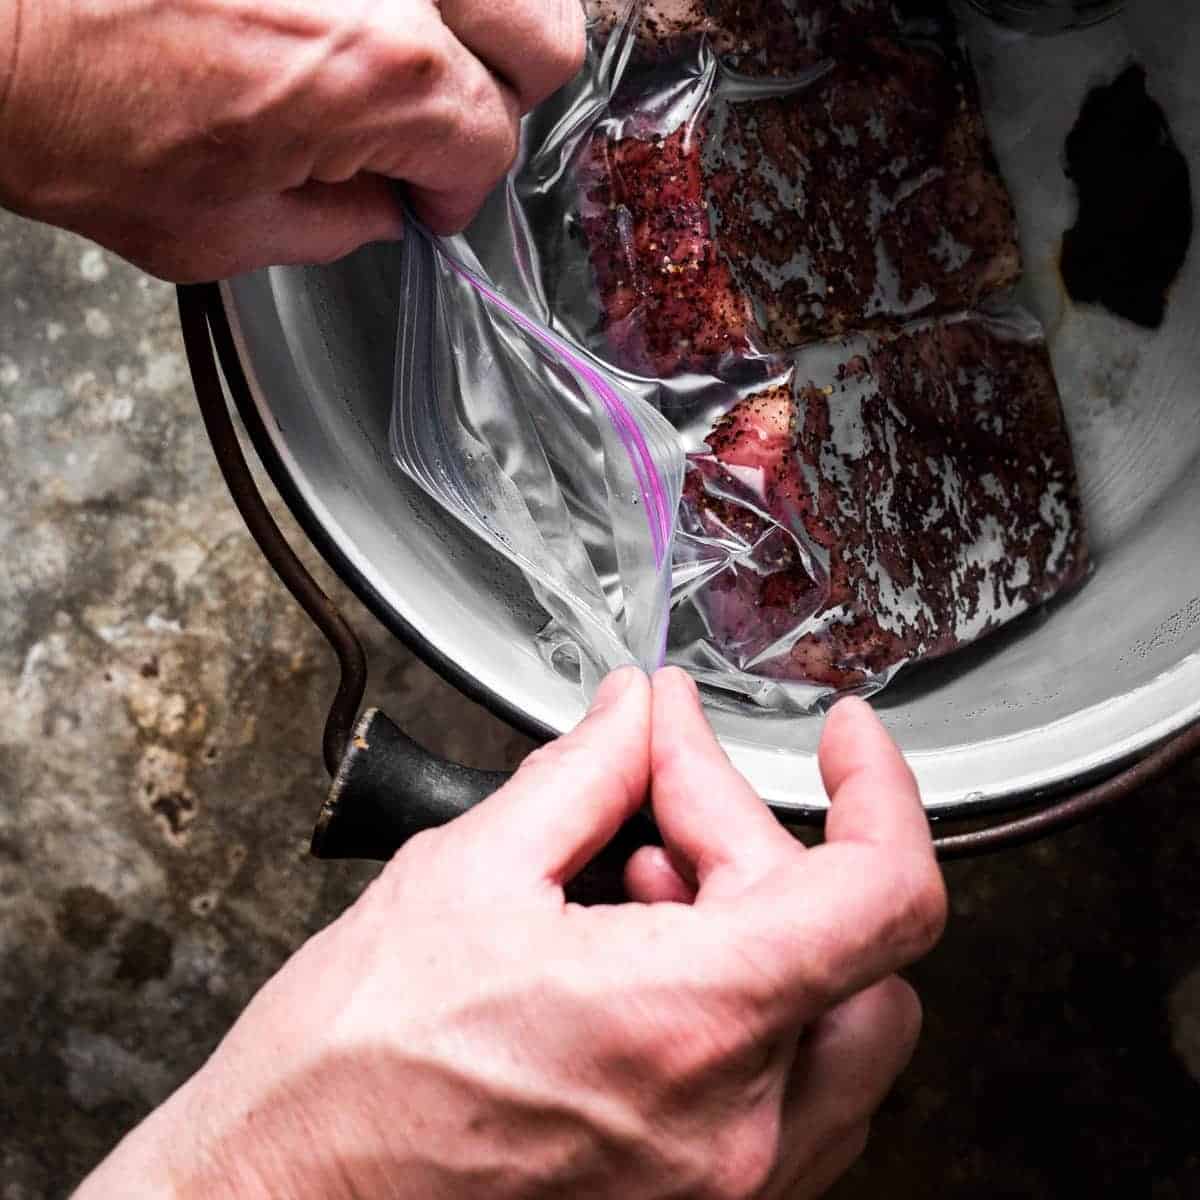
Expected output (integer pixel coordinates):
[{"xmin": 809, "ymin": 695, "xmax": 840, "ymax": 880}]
[
  {"xmin": 1061, "ymin": 64, "xmax": 1193, "ymax": 329},
  {"xmin": 55, "ymin": 886, "xmax": 120, "ymax": 952}
]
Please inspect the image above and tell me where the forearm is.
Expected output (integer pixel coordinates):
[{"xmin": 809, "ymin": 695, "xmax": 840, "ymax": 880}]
[
  {"xmin": 72, "ymin": 1070, "xmax": 274, "ymax": 1200},
  {"xmin": 73, "ymin": 1087, "xmax": 195, "ymax": 1199},
  {"xmin": 71, "ymin": 1045, "xmax": 369, "ymax": 1200}
]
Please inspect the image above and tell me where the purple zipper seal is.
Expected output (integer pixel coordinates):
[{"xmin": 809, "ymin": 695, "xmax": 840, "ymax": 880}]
[{"xmin": 442, "ymin": 254, "xmax": 673, "ymax": 571}]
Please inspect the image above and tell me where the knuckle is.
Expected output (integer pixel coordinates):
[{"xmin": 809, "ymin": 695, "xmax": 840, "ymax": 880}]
[
  {"xmin": 701, "ymin": 1124, "xmax": 779, "ymax": 1200},
  {"xmin": 461, "ymin": 70, "xmax": 520, "ymax": 171},
  {"xmin": 547, "ymin": 0, "xmax": 588, "ymax": 86},
  {"xmin": 419, "ymin": 96, "xmax": 466, "ymax": 163},
  {"xmin": 480, "ymin": 102, "xmax": 521, "ymax": 180},
  {"xmin": 374, "ymin": 20, "xmax": 449, "ymax": 96},
  {"xmin": 404, "ymin": 47, "xmax": 447, "ymax": 95},
  {"xmin": 426, "ymin": 83, "xmax": 517, "ymax": 192},
  {"xmin": 641, "ymin": 998, "xmax": 760, "ymax": 1089}
]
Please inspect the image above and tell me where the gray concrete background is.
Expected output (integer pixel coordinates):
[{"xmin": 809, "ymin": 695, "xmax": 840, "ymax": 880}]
[{"xmin": 2, "ymin": 209, "xmax": 1200, "ymax": 1197}]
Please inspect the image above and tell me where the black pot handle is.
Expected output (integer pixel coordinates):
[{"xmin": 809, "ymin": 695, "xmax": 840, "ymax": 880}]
[
  {"xmin": 312, "ymin": 708, "xmax": 509, "ymax": 859},
  {"xmin": 314, "ymin": 707, "xmax": 657, "ymax": 901},
  {"xmin": 178, "ymin": 281, "xmax": 1200, "ymax": 874}
]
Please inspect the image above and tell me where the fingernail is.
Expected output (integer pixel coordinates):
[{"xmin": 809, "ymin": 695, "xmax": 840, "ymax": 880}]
[{"xmin": 590, "ymin": 666, "xmax": 642, "ymax": 713}]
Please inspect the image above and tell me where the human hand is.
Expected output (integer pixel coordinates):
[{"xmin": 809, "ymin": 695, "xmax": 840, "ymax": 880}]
[
  {"xmin": 0, "ymin": 0, "xmax": 584, "ymax": 279},
  {"xmin": 75, "ymin": 667, "xmax": 946, "ymax": 1200}
]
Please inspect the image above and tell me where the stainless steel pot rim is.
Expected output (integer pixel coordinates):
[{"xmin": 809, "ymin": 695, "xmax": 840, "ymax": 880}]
[{"xmin": 219, "ymin": 280, "xmax": 1200, "ymax": 818}]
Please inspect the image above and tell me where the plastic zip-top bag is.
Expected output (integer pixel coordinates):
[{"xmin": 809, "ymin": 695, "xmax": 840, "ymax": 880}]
[
  {"xmin": 390, "ymin": 0, "xmax": 1090, "ymax": 709},
  {"xmin": 391, "ymin": 225, "xmax": 684, "ymax": 693}
]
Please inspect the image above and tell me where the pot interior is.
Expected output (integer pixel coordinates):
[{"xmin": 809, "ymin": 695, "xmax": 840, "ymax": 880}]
[{"xmin": 221, "ymin": 0, "xmax": 1200, "ymax": 815}]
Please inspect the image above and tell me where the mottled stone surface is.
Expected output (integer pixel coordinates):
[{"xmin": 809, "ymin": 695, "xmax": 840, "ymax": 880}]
[
  {"xmin": 0, "ymin": 212, "xmax": 536, "ymax": 1196},
  {"xmin": 2, "ymin": 208, "xmax": 1200, "ymax": 1198}
]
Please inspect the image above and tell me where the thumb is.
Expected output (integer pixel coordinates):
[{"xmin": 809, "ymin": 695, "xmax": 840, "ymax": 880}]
[
  {"xmin": 447, "ymin": 667, "xmax": 651, "ymax": 888},
  {"xmin": 648, "ymin": 667, "xmax": 799, "ymax": 900},
  {"xmin": 818, "ymin": 696, "xmax": 934, "ymax": 857}
]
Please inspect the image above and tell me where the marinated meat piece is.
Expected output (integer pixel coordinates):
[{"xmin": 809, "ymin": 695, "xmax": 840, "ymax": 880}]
[
  {"xmin": 685, "ymin": 318, "xmax": 1089, "ymax": 688},
  {"xmin": 579, "ymin": 37, "xmax": 1019, "ymax": 372},
  {"xmin": 681, "ymin": 382, "xmax": 827, "ymax": 662},
  {"xmin": 586, "ymin": 0, "xmax": 718, "ymax": 59},
  {"xmin": 578, "ymin": 117, "xmax": 757, "ymax": 376},
  {"xmin": 586, "ymin": 0, "xmax": 943, "ymax": 76},
  {"xmin": 706, "ymin": 37, "xmax": 1021, "ymax": 349}
]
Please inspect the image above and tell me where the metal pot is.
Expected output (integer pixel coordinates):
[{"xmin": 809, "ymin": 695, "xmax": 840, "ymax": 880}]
[{"xmin": 179, "ymin": 0, "xmax": 1200, "ymax": 865}]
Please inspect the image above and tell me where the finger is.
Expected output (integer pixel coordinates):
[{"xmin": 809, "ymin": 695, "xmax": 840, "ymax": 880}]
[
  {"xmin": 437, "ymin": 0, "xmax": 586, "ymax": 111},
  {"xmin": 770, "ymin": 1123, "xmax": 869, "ymax": 1200},
  {"xmin": 265, "ymin": 176, "xmax": 405, "ymax": 262},
  {"xmin": 693, "ymin": 701, "xmax": 944, "ymax": 1029},
  {"xmin": 689, "ymin": 802, "xmax": 944, "ymax": 1036},
  {"xmin": 703, "ymin": 833, "xmax": 946, "ymax": 1034},
  {"xmin": 650, "ymin": 667, "xmax": 800, "ymax": 899},
  {"xmin": 389, "ymin": 29, "xmax": 522, "ymax": 234},
  {"xmin": 818, "ymin": 696, "xmax": 933, "ymax": 857},
  {"xmin": 763, "ymin": 977, "xmax": 921, "ymax": 1198},
  {"xmin": 446, "ymin": 667, "xmax": 651, "ymax": 885},
  {"xmin": 789, "ymin": 977, "xmax": 921, "ymax": 1135},
  {"xmin": 624, "ymin": 845, "xmax": 697, "ymax": 905}
]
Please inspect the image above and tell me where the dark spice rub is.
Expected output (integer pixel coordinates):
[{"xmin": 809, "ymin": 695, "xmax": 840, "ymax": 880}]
[
  {"xmin": 706, "ymin": 36, "xmax": 1020, "ymax": 350},
  {"xmin": 683, "ymin": 317, "xmax": 1089, "ymax": 687},
  {"xmin": 578, "ymin": 36, "xmax": 1020, "ymax": 373},
  {"xmin": 578, "ymin": 116, "xmax": 757, "ymax": 376},
  {"xmin": 585, "ymin": 0, "xmax": 948, "ymax": 76}
]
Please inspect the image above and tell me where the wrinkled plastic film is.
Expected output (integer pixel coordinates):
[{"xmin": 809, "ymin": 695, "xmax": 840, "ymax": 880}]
[
  {"xmin": 391, "ymin": 0, "xmax": 1089, "ymax": 711},
  {"xmin": 391, "ymin": 218, "xmax": 683, "ymax": 691}
]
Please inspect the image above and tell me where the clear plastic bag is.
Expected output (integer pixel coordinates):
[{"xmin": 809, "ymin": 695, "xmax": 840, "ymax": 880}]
[
  {"xmin": 391, "ymin": 225, "xmax": 684, "ymax": 693},
  {"xmin": 390, "ymin": 0, "xmax": 1089, "ymax": 709}
]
